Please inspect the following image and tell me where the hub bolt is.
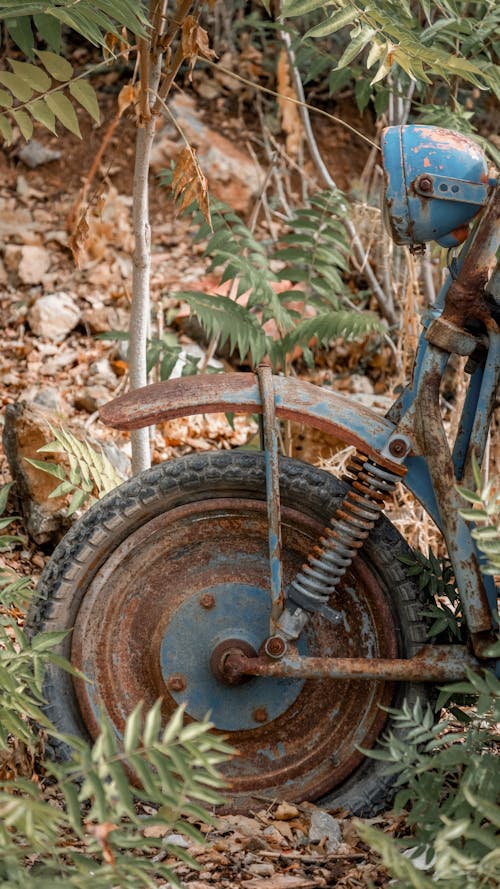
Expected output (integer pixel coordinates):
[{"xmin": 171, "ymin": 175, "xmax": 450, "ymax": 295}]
[
  {"xmin": 199, "ymin": 594, "xmax": 215, "ymax": 609},
  {"xmin": 166, "ymin": 673, "xmax": 187, "ymax": 693},
  {"xmin": 388, "ymin": 437, "xmax": 408, "ymax": 458},
  {"xmin": 264, "ymin": 635, "xmax": 286, "ymax": 658},
  {"xmin": 253, "ymin": 707, "xmax": 268, "ymax": 723}
]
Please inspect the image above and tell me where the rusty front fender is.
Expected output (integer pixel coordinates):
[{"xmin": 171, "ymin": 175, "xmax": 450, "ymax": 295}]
[
  {"xmin": 99, "ymin": 372, "xmax": 442, "ymax": 526},
  {"xmin": 101, "ymin": 373, "xmax": 392, "ymax": 453}
]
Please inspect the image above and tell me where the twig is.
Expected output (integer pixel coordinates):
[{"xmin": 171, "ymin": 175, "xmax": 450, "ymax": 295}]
[
  {"xmin": 256, "ymin": 848, "xmax": 366, "ymax": 862},
  {"xmin": 129, "ymin": 28, "xmax": 165, "ymax": 472},
  {"xmin": 203, "ymin": 57, "xmax": 380, "ymax": 151}
]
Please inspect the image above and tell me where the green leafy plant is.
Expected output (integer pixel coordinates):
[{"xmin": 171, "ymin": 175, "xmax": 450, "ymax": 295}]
[
  {"xmin": 357, "ymin": 682, "xmax": 500, "ymax": 889},
  {"xmin": 0, "ymin": 1, "xmax": 148, "ymax": 143},
  {"xmin": 0, "ymin": 1, "xmax": 147, "ymax": 56},
  {"xmin": 0, "ymin": 701, "xmax": 231, "ymax": 888},
  {"xmin": 0, "ymin": 483, "xmax": 32, "ymax": 622},
  {"xmin": 0, "ymin": 483, "xmax": 231, "ymax": 887},
  {"xmin": 282, "ymin": 0, "xmax": 499, "ymax": 96},
  {"xmin": 399, "ymin": 549, "xmax": 465, "ymax": 642},
  {"xmin": 161, "ymin": 183, "xmax": 383, "ymax": 371},
  {"xmin": 98, "ymin": 329, "xmax": 209, "ymax": 383},
  {"xmin": 358, "ymin": 466, "xmax": 500, "ymax": 888},
  {"xmin": 458, "ymin": 457, "xmax": 500, "ymax": 576},
  {"xmin": 25, "ymin": 426, "xmax": 124, "ymax": 515}
]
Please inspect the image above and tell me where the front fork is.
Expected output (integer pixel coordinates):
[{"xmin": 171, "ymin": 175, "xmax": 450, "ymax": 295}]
[
  {"xmin": 257, "ymin": 362, "xmax": 410, "ymax": 647},
  {"xmin": 255, "ymin": 360, "xmax": 496, "ymax": 673}
]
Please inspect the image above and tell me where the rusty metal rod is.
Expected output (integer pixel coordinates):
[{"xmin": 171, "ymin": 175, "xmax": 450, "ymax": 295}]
[
  {"xmin": 225, "ymin": 645, "xmax": 480, "ymax": 682},
  {"xmin": 257, "ymin": 363, "xmax": 285, "ymax": 629}
]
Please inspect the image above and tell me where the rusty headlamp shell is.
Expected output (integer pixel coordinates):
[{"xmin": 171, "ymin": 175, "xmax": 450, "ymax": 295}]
[{"xmin": 381, "ymin": 125, "xmax": 494, "ymax": 249}]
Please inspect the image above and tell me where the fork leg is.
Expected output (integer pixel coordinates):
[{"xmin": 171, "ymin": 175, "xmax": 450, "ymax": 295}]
[{"xmin": 257, "ymin": 364, "xmax": 285, "ymax": 633}]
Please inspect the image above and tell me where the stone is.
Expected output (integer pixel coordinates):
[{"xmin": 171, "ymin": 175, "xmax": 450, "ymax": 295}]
[
  {"xmin": 17, "ymin": 245, "xmax": 51, "ymax": 285},
  {"xmin": 100, "ymin": 441, "xmax": 130, "ymax": 481},
  {"xmin": 163, "ymin": 833, "xmax": 190, "ymax": 848},
  {"xmin": 2, "ymin": 402, "xmax": 70, "ymax": 545},
  {"xmin": 247, "ymin": 863, "xmax": 275, "ymax": 877},
  {"xmin": 80, "ymin": 304, "xmax": 129, "ymax": 335},
  {"xmin": 33, "ymin": 387, "xmax": 64, "ymax": 412},
  {"xmin": 3, "ymin": 245, "xmax": 22, "ymax": 272},
  {"xmin": 74, "ymin": 385, "xmax": 112, "ymax": 414},
  {"xmin": 28, "ymin": 292, "xmax": 81, "ymax": 342},
  {"xmin": 348, "ymin": 374, "xmax": 375, "ymax": 395},
  {"xmin": 0, "ymin": 201, "xmax": 36, "ymax": 238},
  {"xmin": 18, "ymin": 140, "xmax": 61, "ymax": 168},
  {"xmin": 88, "ymin": 357, "xmax": 118, "ymax": 383},
  {"xmin": 308, "ymin": 808, "xmax": 342, "ymax": 853}
]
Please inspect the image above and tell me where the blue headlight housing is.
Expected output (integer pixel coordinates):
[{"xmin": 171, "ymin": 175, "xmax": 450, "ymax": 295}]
[{"xmin": 381, "ymin": 125, "xmax": 491, "ymax": 249}]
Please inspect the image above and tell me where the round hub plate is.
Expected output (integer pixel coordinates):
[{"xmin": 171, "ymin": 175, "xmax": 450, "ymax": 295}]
[{"xmin": 159, "ymin": 582, "xmax": 305, "ymax": 729}]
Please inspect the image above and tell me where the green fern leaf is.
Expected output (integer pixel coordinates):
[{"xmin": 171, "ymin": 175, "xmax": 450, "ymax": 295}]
[
  {"xmin": 286, "ymin": 310, "xmax": 382, "ymax": 352},
  {"xmin": 179, "ymin": 290, "xmax": 270, "ymax": 367}
]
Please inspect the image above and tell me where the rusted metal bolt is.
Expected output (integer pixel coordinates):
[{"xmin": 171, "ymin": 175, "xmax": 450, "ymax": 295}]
[
  {"xmin": 264, "ymin": 636, "xmax": 286, "ymax": 658},
  {"xmin": 388, "ymin": 438, "xmax": 408, "ymax": 458},
  {"xmin": 166, "ymin": 673, "xmax": 187, "ymax": 693},
  {"xmin": 253, "ymin": 707, "xmax": 268, "ymax": 723},
  {"xmin": 199, "ymin": 593, "xmax": 215, "ymax": 609},
  {"xmin": 417, "ymin": 175, "xmax": 433, "ymax": 194}
]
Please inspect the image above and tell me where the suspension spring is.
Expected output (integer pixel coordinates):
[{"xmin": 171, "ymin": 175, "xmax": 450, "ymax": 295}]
[{"xmin": 287, "ymin": 452, "xmax": 405, "ymax": 613}]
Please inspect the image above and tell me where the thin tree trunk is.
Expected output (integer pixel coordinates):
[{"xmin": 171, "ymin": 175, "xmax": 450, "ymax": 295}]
[
  {"xmin": 129, "ymin": 24, "xmax": 165, "ymax": 475},
  {"xmin": 129, "ymin": 119, "xmax": 156, "ymax": 475}
]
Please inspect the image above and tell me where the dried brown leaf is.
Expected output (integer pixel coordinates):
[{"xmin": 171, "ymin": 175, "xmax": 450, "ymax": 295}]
[
  {"xmin": 68, "ymin": 207, "xmax": 90, "ymax": 268},
  {"xmin": 172, "ymin": 146, "xmax": 211, "ymax": 226},
  {"xmin": 86, "ymin": 821, "xmax": 118, "ymax": 865},
  {"xmin": 118, "ymin": 83, "xmax": 136, "ymax": 117},
  {"xmin": 181, "ymin": 15, "xmax": 217, "ymax": 77},
  {"xmin": 277, "ymin": 50, "xmax": 302, "ymax": 158}
]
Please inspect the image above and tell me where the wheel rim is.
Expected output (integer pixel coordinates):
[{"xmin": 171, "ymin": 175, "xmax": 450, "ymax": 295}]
[{"xmin": 71, "ymin": 496, "xmax": 398, "ymax": 806}]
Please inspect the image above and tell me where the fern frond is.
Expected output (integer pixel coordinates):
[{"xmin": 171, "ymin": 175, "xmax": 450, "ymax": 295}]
[
  {"xmin": 273, "ymin": 189, "xmax": 351, "ymax": 311},
  {"xmin": 284, "ymin": 310, "xmax": 383, "ymax": 353},
  {"xmin": 179, "ymin": 291, "xmax": 270, "ymax": 366},
  {"xmin": 25, "ymin": 427, "xmax": 124, "ymax": 515}
]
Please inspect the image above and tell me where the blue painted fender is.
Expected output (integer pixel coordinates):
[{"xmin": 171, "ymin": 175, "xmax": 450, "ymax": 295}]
[{"xmin": 100, "ymin": 372, "xmax": 442, "ymax": 528}]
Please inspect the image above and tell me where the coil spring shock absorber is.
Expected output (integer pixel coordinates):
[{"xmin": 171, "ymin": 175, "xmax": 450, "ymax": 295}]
[{"xmin": 287, "ymin": 451, "xmax": 407, "ymax": 616}]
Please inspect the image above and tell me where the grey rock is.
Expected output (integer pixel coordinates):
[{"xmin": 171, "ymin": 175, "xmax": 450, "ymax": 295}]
[
  {"xmin": 33, "ymin": 387, "xmax": 64, "ymax": 412},
  {"xmin": 247, "ymin": 862, "xmax": 275, "ymax": 877},
  {"xmin": 18, "ymin": 245, "xmax": 51, "ymax": 285},
  {"xmin": 100, "ymin": 441, "xmax": 130, "ymax": 481},
  {"xmin": 308, "ymin": 808, "xmax": 342, "ymax": 853},
  {"xmin": 18, "ymin": 140, "xmax": 61, "ymax": 169},
  {"xmin": 163, "ymin": 833, "xmax": 190, "ymax": 848}
]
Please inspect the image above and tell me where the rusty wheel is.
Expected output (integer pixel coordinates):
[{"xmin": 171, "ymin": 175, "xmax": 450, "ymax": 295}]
[{"xmin": 28, "ymin": 451, "xmax": 430, "ymax": 815}]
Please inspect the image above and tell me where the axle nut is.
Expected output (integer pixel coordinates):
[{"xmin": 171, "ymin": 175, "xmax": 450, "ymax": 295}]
[{"xmin": 166, "ymin": 673, "xmax": 187, "ymax": 693}]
